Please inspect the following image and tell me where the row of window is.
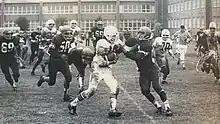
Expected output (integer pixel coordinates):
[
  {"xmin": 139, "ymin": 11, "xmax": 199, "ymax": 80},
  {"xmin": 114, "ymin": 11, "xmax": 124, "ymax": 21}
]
[
  {"xmin": 81, "ymin": 4, "xmax": 116, "ymax": 13},
  {"xmin": 42, "ymin": 5, "xmax": 78, "ymax": 14},
  {"xmin": 168, "ymin": 17, "xmax": 205, "ymax": 29},
  {"xmin": 119, "ymin": 4, "xmax": 155, "ymax": 13},
  {"xmin": 3, "ymin": 4, "xmax": 155, "ymax": 15},
  {"xmin": 168, "ymin": 0, "xmax": 205, "ymax": 13},
  {"xmin": 119, "ymin": 20, "xmax": 152, "ymax": 31},
  {"xmin": 4, "ymin": 21, "xmax": 39, "ymax": 31},
  {"xmin": 81, "ymin": 20, "xmax": 116, "ymax": 31},
  {"xmin": 4, "ymin": 6, "xmax": 39, "ymax": 15},
  {"xmin": 213, "ymin": 0, "xmax": 220, "ymax": 7}
]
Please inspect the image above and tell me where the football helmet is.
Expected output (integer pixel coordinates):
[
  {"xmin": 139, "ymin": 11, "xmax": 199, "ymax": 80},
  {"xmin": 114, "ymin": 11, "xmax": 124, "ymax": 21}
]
[
  {"xmin": 104, "ymin": 26, "xmax": 119, "ymax": 43},
  {"xmin": 60, "ymin": 25, "xmax": 73, "ymax": 41},
  {"xmin": 96, "ymin": 39, "xmax": 111, "ymax": 55},
  {"xmin": 97, "ymin": 20, "xmax": 103, "ymax": 29},
  {"xmin": 209, "ymin": 22, "xmax": 217, "ymax": 29},
  {"xmin": 136, "ymin": 26, "xmax": 152, "ymax": 41},
  {"xmin": 3, "ymin": 30, "xmax": 13, "ymax": 40},
  {"xmin": 161, "ymin": 29, "xmax": 170, "ymax": 41},
  {"xmin": 161, "ymin": 29, "xmax": 170, "ymax": 38},
  {"xmin": 70, "ymin": 20, "xmax": 77, "ymax": 28},
  {"xmin": 46, "ymin": 19, "xmax": 55, "ymax": 29},
  {"xmin": 81, "ymin": 47, "xmax": 94, "ymax": 64}
]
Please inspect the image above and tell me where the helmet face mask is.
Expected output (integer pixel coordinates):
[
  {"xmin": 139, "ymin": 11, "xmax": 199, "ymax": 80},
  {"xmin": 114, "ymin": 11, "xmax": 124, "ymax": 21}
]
[
  {"xmin": 62, "ymin": 30, "xmax": 73, "ymax": 41},
  {"xmin": 209, "ymin": 22, "xmax": 216, "ymax": 34},
  {"xmin": 3, "ymin": 31, "xmax": 13, "ymax": 40},
  {"xmin": 97, "ymin": 21, "xmax": 103, "ymax": 29},
  {"xmin": 161, "ymin": 29, "xmax": 170, "ymax": 41},
  {"xmin": 137, "ymin": 26, "xmax": 152, "ymax": 41},
  {"xmin": 70, "ymin": 20, "xmax": 77, "ymax": 29},
  {"xmin": 46, "ymin": 19, "xmax": 55, "ymax": 30}
]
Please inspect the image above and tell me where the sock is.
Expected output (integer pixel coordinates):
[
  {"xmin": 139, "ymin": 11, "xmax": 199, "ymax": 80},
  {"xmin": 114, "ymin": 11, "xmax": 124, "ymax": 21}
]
[
  {"xmin": 153, "ymin": 101, "xmax": 162, "ymax": 108},
  {"xmin": 78, "ymin": 77, "xmax": 84, "ymax": 88},
  {"xmin": 70, "ymin": 93, "xmax": 85, "ymax": 106},
  {"xmin": 164, "ymin": 100, "xmax": 171, "ymax": 110},
  {"xmin": 64, "ymin": 88, "xmax": 69, "ymax": 94},
  {"xmin": 110, "ymin": 97, "xmax": 117, "ymax": 111}
]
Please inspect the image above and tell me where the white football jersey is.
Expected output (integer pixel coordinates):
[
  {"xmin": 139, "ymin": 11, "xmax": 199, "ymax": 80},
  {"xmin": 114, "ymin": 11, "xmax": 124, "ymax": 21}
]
[{"xmin": 153, "ymin": 37, "xmax": 173, "ymax": 56}]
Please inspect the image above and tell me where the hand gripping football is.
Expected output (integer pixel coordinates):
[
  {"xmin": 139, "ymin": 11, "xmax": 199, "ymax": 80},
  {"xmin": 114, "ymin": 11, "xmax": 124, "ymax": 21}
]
[{"xmin": 104, "ymin": 52, "xmax": 118, "ymax": 61}]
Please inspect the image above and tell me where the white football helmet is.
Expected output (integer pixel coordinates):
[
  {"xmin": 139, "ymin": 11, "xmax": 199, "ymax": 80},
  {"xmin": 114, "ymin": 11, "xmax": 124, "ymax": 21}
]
[
  {"xmin": 96, "ymin": 39, "xmax": 111, "ymax": 55},
  {"xmin": 161, "ymin": 29, "xmax": 170, "ymax": 38},
  {"xmin": 209, "ymin": 22, "xmax": 217, "ymax": 29},
  {"xmin": 104, "ymin": 26, "xmax": 119, "ymax": 43},
  {"xmin": 46, "ymin": 19, "xmax": 55, "ymax": 29}
]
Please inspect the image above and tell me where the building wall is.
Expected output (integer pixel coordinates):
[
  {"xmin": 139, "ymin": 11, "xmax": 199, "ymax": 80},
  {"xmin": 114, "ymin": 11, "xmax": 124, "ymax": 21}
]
[
  {"xmin": 166, "ymin": 0, "xmax": 220, "ymax": 34},
  {"xmin": 0, "ymin": 0, "xmax": 157, "ymax": 32}
]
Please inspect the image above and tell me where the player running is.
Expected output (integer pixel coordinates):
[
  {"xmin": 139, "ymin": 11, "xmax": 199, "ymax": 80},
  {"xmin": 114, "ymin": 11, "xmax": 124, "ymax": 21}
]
[
  {"xmin": 153, "ymin": 29, "xmax": 175, "ymax": 84},
  {"xmin": 37, "ymin": 25, "xmax": 74, "ymax": 101},
  {"xmin": 123, "ymin": 26, "xmax": 173, "ymax": 116},
  {"xmin": 68, "ymin": 26, "xmax": 123, "ymax": 117},
  {"xmin": 0, "ymin": 30, "xmax": 20, "ymax": 90}
]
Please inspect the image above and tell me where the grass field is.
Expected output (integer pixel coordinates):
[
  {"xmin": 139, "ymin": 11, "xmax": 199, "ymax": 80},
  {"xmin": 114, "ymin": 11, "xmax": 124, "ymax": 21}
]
[{"xmin": 0, "ymin": 43, "xmax": 219, "ymax": 124}]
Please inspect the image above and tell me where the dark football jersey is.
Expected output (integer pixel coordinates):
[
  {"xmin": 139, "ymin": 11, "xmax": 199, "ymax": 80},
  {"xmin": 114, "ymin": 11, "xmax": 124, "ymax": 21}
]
[
  {"xmin": 0, "ymin": 36, "xmax": 20, "ymax": 59},
  {"xmin": 49, "ymin": 34, "xmax": 74, "ymax": 58},
  {"xmin": 31, "ymin": 31, "xmax": 41, "ymax": 40},
  {"xmin": 90, "ymin": 26, "xmax": 104, "ymax": 42}
]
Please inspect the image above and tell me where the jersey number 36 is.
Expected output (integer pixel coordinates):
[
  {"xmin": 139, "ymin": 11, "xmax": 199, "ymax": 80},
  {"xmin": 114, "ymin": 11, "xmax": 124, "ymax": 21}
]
[{"xmin": 1, "ymin": 42, "xmax": 14, "ymax": 53}]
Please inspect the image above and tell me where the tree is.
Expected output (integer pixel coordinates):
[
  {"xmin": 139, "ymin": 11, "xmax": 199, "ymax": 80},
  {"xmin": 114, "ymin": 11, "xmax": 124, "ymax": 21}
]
[
  {"xmin": 55, "ymin": 17, "xmax": 68, "ymax": 28},
  {"xmin": 15, "ymin": 16, "xmax": 29, "ymax": 31}
]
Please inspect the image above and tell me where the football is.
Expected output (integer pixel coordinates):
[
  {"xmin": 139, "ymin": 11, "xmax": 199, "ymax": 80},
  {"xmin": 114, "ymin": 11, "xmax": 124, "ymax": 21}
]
[{"xmin": 104, "ymin": 52, "xmax": 118, "ymax": 61}]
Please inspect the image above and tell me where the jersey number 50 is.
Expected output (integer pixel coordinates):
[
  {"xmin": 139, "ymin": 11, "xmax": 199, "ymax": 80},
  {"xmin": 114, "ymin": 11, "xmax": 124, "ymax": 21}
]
[
  {"xmin": 1, "ymin": 42, "xmax": 14, "ymax": 53},
  {"xmin": 60, "ymin": 41, "xmax": 70, "ymax": 53}
]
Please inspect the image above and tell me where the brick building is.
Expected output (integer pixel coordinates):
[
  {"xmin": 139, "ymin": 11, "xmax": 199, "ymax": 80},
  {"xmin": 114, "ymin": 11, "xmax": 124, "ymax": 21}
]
[
  {"xmin": 0, "ymin": 0, "xmax": 158, "ymax": 33},
  {"xmin": 165, "ymin": 0, "xmax": 220, "ymax": 34}
]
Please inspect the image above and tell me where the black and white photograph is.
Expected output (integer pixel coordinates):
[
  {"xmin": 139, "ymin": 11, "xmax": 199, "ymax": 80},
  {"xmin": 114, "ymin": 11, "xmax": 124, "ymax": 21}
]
[{"xmin": 0, "ymin": 0, "xmax": 219, "ymax": 123}]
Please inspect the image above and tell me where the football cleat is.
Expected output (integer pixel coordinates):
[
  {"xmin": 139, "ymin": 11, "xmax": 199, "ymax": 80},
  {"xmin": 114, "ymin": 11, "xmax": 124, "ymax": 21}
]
[
  {"xmin": 165, "ymin": 108, "xmax": 173, "ymax": 116},
  {"xmin": 37, "ymin": 76, "xmax": 45, "ymax": 87},
  {"xmin": 108, "ymin": 109, "xmax": 122, "ymax": 118},
  {"xmin": 41, "ymin": 64, "xmax": 46, "ymax": 73},
  {"xmin": 68, "ymin": 104, "xmax": 77, "ymax": 115},
  {"xmin": 63, "ymin": 93, "xmax": 71, "ymax": 102}
]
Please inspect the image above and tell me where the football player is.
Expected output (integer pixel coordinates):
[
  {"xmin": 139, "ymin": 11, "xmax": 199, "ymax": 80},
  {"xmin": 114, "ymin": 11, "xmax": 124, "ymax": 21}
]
[
  {"xmin": 69, "ymin": 20, "xmax": 81, "ymax": 47},
  {"xmin": 199, "ymin": 22, "xmax": 220, "ymax": 83},
  {"xmin": 123, "ymin": 26, "xmax": 173, "ymax": 116},
  {"xmin": 172, "ymin": 25, "xmax": 192, "ymax": 70},
  {"xmin": 37, "ymin": 25, "xmax": 74, "ymax": 101},
  {"xmin": 153, "ymin": 29, "xmax": 175, "ymax": 84},
  {"xmin": 68, "ymin": 26, "xmax": 123, "ymax": 117},
  {"xmin": 68, "ymin": 47, "xmax": 94, "ymax": 94},
  {"xmin": 195, "ymin": 27, "xmax": 208, "ymax": 56},
  {"xmin": 29, "ymin": 26, "xmax": 42, "ymax": 65},
  {"xmin": 90, "ymin": 20, "xmax": 104, "ymax": 48},
  {"xmin": 0, "ymin": 30, "xmax": 20, "ymax": 90},
  {"xmin": 31, "ymin": 19, "xmax": 57, "ymax": 75}
]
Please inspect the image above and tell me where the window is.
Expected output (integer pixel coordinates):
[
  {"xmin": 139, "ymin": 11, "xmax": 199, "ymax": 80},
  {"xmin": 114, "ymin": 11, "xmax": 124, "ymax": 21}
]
[
  {"xmin": 120, "ymin": 20, "xmax": 149, "ymax": 31},
  {"xmin": 201, "ymin": 0, "xmax": 205, "ymax": 8},
  {"xmin": 192, "ymin": 0, "xmax": 196, "ymax": 9},
  {"xmin": 197, "ymin": 0, "xmax": 200, "ymax": 8},
  {"xmin": 188, "ymin": 0, "xmax": 191, "ymax": 10},
  {"xmin": 197, "ymin": 18, "xmax": 200, "ymax": 28},
  {"xmin": 184, "ymin": 1, "xmax": 188, "ymax": 10},
  {"xmin": 29, "ymin": 21, "xmax": 39, "ymax": 31}
]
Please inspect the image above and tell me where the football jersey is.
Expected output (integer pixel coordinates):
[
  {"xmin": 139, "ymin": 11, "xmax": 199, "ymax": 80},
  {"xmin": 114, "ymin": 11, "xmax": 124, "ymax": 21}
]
[
  {"xmin": 41, "ymin": 27, "xmax": 57, "ymax": 40},
  {"xmin": 153, "ymin": 37, "xmax": 173, "ymax": 56},
  {"xmin": 31, "ymin": 31, "xmax": 41, "ymax": 41},
  {"xmin": 0, "ymin": 36, "xmax": 20, "ymax": 58},
  {"xmin": 90, "ymin": 26, "xmax": 104, "ymax": 43},
  {"xmin": 173, "ymin": 30, "xmax": 191, "ymax": 45},
  {"xmin": 49, "ymin": 34, "xmax": 74, "ymax": 58}
]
